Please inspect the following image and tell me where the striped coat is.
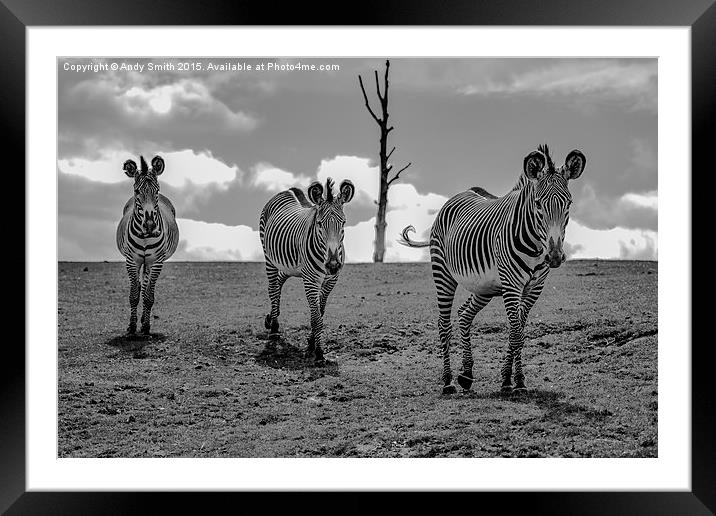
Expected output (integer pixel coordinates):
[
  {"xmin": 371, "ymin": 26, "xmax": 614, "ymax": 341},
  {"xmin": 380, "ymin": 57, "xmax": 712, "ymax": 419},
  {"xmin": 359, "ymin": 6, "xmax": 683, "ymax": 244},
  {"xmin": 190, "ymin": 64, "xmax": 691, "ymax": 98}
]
[
  {"xmin": 260, "ymin": 178, "xmax": 354, "ymax": 363},
  {"xmin": 116, "ymin": 155, "xmax": 179, "ymax": 335},
  {"xmin": 401, "ymin": 145, "xmax": 586, "ymax": 393}
]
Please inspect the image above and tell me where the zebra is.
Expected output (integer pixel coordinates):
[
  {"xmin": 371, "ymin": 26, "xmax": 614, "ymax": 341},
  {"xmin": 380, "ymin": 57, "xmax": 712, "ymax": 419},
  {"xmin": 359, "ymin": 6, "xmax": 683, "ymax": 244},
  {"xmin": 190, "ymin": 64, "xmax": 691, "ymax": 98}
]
[
  {"xmin": 116, "ymin": 155, "xmax": 179, "ymax": 335},
  {"xmin": 259, "ymin": 178, "xmax": 355, "ymax": 364},
  {"xmin": 400, "ymin": 145, "xmax": 586, "ymax": 394}
]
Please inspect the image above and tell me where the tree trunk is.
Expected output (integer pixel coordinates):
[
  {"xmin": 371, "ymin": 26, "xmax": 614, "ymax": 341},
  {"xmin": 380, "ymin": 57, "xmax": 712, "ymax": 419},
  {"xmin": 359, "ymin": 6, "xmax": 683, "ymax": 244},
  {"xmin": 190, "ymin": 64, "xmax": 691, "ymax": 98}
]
[
  {"xmin": 359, "ymin": 60, "xmax": 410, "ymax": 263},
  {"xmin": 374, "ymin": 124, "xmax": 390, "ymax": 262}
]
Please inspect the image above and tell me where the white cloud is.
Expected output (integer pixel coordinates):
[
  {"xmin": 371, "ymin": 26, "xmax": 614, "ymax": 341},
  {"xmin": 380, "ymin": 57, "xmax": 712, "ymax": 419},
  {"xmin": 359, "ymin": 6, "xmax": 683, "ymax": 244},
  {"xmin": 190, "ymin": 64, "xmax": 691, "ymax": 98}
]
[
  {"xmin": 344, "ymin": 183, "xmax": 447, "ymax": 263},
  {"xmin": 344, "ymin": 218, "xmax": 377, "ymax": 263},
  {"xmin": 460, "ymin": 60, "xmax": 657, "ymax": 111},
  {"xmin": 566, "ymin": 219, "xmax": 657, "ymax": 260},
  {"xmin": 316, "ymin": 155, "xmax": 379, "ymax": 204},
  {"xmin": 251, "ymin": 155, "xmax": 381, "ymax": 203},
  {"xmin": 175, "ymin": 218, "xmax": 263, "ymax": 261},
  {"xmin": 135, "ymin": 153, "xmax": 656, "ymax": 263},
  {"xmin": 344, "ymin": 182, "xmax": 658, "ymax": 263},
  {"xmin": 620, "ymin": 191, "xmax": 658, "ymax": 210},
  {"xmin": 252, "ymin": 163, "xmax": 310, "ymax": 192},
  {"xmin": 58, "ymin": 149, "xmax": 240, "ymax": 188}
]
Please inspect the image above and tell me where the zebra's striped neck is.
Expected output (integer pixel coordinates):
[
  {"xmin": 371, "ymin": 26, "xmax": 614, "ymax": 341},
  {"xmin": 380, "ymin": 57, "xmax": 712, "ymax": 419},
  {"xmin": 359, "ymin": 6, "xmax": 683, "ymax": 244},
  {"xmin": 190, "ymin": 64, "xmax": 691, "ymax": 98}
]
[
  {"xmin": 510, "ymin": 181, "xmax": 546, "ymax": 260},
  {"xmin": 130, "ymin": 197, "xmax": 164, "ymax": 240},
  {"xmin": 511, "ymin": 174, "xmax": 530, "ymax": 192}
]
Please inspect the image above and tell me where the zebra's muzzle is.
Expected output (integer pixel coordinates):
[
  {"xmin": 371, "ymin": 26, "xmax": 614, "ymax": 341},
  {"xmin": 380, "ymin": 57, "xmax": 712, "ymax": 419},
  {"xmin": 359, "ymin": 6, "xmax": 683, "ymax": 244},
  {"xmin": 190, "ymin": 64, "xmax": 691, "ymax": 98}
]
[
  {"xmin": 545, "ymin": 236, "xmax": 566, "ymax": 268},
  {"xmin": 545, "ymin": 251, "xmax": 566, "ymax": 268},
  {"xmin": 325, "ymin": 261, "xmax": 342, "ymax": 275}
]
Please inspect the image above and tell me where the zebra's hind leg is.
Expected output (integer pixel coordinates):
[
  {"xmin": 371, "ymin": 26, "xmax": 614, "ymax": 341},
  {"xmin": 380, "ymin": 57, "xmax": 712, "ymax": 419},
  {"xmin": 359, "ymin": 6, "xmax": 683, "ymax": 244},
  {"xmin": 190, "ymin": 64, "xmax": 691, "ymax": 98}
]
[
  {"xmin": 264, "ymin": 264, "xmax": 288, "ymax": 339},
  {"xmin": 456, "ymin": 294, "xmax": 491, "ymax": 391},
  {"xmin": 434, "ymin": 272, "xmax": 458, "ymax": 394},
  {"xmin": 140, "ymin": 262, "xmax": 163, "ymax": 335},
  {"xmin": 125, "ymin": 260, "xmax": 141, "ymax": 334}
]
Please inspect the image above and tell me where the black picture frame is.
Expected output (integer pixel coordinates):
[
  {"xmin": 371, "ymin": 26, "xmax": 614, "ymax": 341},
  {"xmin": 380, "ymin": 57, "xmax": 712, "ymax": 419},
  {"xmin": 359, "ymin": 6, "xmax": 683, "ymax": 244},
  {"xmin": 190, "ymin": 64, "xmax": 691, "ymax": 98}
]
[{"xmin": 6, "ymin": 0, "xmax": 711, "ymax": 513}]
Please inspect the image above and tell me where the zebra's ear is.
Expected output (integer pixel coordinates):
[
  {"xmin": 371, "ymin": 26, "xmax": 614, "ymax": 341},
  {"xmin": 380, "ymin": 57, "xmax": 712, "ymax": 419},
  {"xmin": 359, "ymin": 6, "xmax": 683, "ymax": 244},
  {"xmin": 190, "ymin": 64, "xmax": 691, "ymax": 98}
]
[
  {"xmin": 123, "ymin": 159, "xmax": 138, "ymax": 178},
  {"xmin": 151, "ymin": 156, "xmax": 165, "ymax": 176},
  {"xmin": 563, "ymin": 150, "xmax": 586, "ymax": 180},
  {"xmin": 307, "ymin": 181, "xmax": 324, "ymax": 205},
  {"xmin": 339, "ymin": 180, "xmax": 355, "ymax": 204},
  {"xmin": 523, "ymin": 150, "xmax": 546, "ymax": 181}
]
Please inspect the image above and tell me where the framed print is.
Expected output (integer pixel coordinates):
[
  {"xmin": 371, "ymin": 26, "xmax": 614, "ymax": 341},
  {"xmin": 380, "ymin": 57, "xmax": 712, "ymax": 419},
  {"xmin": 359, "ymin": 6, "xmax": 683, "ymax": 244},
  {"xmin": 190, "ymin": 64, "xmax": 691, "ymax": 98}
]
[{"xmin": 7, "ymin": 0, "xmax": 713, "ymax": 513}]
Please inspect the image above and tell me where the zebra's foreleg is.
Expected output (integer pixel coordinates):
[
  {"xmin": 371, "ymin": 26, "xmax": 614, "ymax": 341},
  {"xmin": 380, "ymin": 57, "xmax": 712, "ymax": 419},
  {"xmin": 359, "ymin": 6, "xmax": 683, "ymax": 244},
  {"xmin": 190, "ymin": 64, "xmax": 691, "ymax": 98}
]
[
  {"xmin": 319, "ymin": 274, "xmax": 339, "ymax": 317},
  {"xmin": 512, "ymin": 281, "xmax": 546, "ymax": 390},
  {"xmin": 303, "ymin": 275, "xmax": 325, "ymax": 364},
  {"xmin": 264, "ymin": 264, "xmax": 288, "ymax": 338},
  {"xmin": 456, "ymin": 294, "xmax": 491, "ymax": 391},
  {"xmin": 125, "ymin": 260, "xmax": 141, "ymax": 334},
  {"xmin": 501, "ymin": 289, "xmax": 524, "ymax": 392},
  {"xmin": 140, "ymin": 262, "xmax": 163, "ymax": 335}
]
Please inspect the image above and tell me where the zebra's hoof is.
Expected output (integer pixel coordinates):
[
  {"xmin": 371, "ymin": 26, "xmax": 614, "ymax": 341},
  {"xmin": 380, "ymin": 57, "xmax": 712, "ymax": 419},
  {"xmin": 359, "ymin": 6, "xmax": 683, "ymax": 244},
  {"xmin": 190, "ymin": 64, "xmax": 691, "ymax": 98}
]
[
  {"xmin": 265, "ymin": 315, "xmax": 279, "ymax": 334},
  {"xmin": 127, "ymin": 324, "xmax": 136, "ymax": 335},
  {"xmin": 457, "ymin": 373, "xmax": 474, "ymax": 391},
  {"xmin": 500, "ymin": 384, "xmax": 513, "ymax": 394},
  {"xmin": 140, "ymin": 324, "xmax": 150, "ymax": 335},
  {"xmin": 305, "ymin": 337, "xmax": 316, "ymax": 357},
  {"xmin": 442, "ymin": 384, "xmax": 457, "ymax": 395},
  {"xmin": 513, "ymin": 383, "xmax": 527, "ymax": 394}
]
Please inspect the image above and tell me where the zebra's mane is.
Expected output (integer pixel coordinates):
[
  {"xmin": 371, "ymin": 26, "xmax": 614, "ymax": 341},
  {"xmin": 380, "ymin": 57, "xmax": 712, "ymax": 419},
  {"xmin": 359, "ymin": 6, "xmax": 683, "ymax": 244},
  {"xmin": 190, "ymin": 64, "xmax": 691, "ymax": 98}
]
[
  {"xmin": 537, "ymin": 144, "xmax": 556, "ymax": 173},
  {"xmin": 140, "ymin": 155, "xmax": 149, "ymax": 174},
  {"xmin": 511, "ymin": 174, "xmax": 529, "ymax": 192},
  {"xmin": 325, "ymin": 177, "xmax": 335, "ymax": 202}
]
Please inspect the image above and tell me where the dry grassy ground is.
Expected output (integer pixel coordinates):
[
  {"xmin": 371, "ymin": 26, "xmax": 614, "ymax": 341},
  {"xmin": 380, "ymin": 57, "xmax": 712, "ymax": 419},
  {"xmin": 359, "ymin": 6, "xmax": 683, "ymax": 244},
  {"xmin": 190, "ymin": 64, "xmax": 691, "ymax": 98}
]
[{"xmin": 58, "ymin": 260, "xmax": 657, "ymax": 458}]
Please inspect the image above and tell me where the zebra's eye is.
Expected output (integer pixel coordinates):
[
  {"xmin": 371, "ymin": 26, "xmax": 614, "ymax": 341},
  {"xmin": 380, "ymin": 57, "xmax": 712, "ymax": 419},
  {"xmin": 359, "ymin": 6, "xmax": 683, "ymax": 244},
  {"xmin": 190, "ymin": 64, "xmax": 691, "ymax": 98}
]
[{"xmin": 534, "ymin": 198, "xmax": 542, "ymax": 209}]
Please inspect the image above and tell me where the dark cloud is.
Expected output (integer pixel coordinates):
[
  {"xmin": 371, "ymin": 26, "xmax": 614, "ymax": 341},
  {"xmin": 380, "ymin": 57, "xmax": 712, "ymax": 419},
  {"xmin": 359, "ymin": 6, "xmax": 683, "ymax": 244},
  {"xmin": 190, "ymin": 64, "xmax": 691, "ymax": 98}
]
[{"xmin": 571, "ymin": 184, "xmax": 657, "ymax": 232}]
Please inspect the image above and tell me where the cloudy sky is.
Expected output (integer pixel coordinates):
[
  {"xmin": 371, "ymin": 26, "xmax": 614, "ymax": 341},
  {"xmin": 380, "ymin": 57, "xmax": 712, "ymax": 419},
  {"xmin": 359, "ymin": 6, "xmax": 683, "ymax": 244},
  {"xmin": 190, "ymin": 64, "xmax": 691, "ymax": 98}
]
[{"xmin": 58, "ymin": 57, "xmax": 657, "ymax": 262}]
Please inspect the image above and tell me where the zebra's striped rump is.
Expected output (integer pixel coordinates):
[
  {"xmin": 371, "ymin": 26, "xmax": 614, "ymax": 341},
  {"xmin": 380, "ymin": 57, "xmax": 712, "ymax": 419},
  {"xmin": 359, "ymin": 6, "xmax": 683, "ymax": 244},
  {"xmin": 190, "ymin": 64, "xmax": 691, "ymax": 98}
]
[{"xmin": 401, "ymin": 145, "xmax": 586, "ymax": 393}]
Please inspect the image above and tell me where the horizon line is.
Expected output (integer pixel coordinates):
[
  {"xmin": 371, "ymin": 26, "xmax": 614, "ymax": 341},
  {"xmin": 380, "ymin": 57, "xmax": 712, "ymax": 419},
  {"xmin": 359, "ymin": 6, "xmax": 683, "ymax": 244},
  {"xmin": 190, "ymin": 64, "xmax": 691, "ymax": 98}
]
[{"xmin": 58, "ymin": 258, "xmax": 658, "ymax": 264}]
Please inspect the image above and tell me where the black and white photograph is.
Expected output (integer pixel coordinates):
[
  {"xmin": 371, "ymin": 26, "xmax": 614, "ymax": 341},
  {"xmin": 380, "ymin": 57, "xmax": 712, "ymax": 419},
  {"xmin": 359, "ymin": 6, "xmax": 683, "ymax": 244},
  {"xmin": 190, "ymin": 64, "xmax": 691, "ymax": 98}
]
[{"xmin": 57, "ymin": 56, "xmax": 658, "ymax": 459}]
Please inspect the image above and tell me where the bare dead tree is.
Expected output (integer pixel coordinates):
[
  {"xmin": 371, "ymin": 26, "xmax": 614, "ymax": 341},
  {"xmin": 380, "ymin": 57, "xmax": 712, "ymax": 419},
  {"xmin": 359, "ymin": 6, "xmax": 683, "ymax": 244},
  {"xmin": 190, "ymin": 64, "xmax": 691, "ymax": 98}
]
[{"xmin": 358, "ymin": 59, "xmax": 411, "ymax": 263}]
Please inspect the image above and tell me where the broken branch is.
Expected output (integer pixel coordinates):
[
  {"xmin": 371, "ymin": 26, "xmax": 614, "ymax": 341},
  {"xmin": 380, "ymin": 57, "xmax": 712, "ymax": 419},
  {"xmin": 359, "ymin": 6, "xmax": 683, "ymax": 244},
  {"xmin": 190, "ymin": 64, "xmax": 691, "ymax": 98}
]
[
  {"xmin": 388, "ymin": 162, "xmax": 412, "ymax": 185},
  {"xmin": 358, "ymin": 75, "xmax": 381, "ymax": 124}
]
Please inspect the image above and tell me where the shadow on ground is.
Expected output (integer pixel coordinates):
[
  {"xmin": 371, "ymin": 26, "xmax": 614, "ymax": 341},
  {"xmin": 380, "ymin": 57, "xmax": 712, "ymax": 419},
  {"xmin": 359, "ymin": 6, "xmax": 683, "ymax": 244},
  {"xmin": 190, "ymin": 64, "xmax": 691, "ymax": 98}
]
[
  {"xmin": 469, "ymin": 388, "xmax": 614, "ymax": 422},
  {"xmin": 105, "ymin": 333, "xmax": 167, "ymax": 357},
  {"xmin": 254, "ymin": 336, "xmax": 340, "ymax": 379}
]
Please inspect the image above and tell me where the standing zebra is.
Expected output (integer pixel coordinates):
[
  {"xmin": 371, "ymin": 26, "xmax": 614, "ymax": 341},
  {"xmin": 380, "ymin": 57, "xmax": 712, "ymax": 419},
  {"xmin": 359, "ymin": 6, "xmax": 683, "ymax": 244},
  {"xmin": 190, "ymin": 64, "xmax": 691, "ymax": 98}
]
[
  {"xmin": 116, "ymin": 155, "xmax": 179, "ymax": 335},
  {"xmin": 400, "ymin": 145, "xmax": 586, "ymax": 394},
  {"xmin": 260, "ymin": 178, "xmax": 355, "ymax": 364}
]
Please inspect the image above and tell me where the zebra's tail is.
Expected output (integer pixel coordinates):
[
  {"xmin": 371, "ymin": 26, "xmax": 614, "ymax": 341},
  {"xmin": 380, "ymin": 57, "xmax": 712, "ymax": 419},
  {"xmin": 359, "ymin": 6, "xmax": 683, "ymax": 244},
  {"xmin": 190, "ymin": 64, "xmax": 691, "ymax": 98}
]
[{"xmin": 398, "ymin": 225, "xmax": 430, "ymax": 248}]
